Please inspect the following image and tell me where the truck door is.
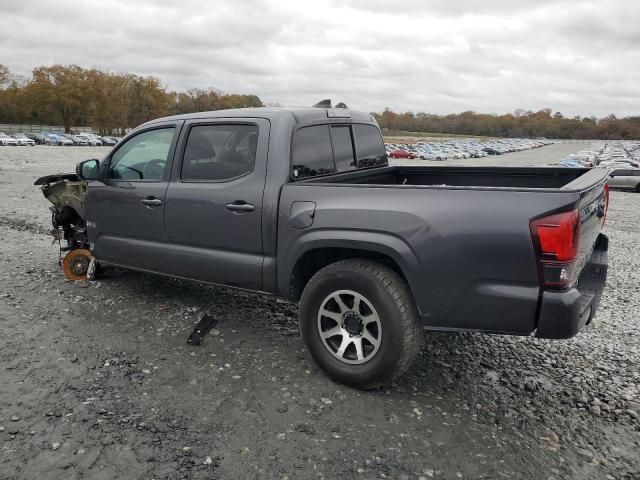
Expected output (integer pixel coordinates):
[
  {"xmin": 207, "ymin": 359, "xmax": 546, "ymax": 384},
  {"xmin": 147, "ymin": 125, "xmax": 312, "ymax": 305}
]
[
  {"xmin": 86, "ymin": 124, "xmax": 180, "ymax": 270},
  {"xmin": 162, "ymin": 119, "xmax": 269, "ymax": 290}
]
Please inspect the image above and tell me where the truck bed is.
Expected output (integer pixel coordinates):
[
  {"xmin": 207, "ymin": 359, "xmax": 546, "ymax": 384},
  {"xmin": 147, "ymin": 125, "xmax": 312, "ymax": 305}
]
[
  {"xmin": 302, "ymin": 165, "xmax": 599, "ymax": 190},
  {"xmin": 281, "ymin": 163, "xmax": 608, "ymax": 335}
]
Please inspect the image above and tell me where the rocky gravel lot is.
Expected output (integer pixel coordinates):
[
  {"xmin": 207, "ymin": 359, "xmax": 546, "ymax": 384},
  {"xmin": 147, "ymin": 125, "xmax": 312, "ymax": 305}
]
[{"xmin": 0, "ymin": 145, "xmax": 639, "ymax": 480}]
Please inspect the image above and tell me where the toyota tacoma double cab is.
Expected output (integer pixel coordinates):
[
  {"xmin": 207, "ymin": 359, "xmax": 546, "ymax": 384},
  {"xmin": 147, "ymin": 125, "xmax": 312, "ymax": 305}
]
[{"xmin": 36, "ymin": 105, "xmax": 610, "ymax": 388}]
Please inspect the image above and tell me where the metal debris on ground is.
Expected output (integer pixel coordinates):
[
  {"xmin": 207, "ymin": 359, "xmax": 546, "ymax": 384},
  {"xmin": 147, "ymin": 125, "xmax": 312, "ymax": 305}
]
[{"xmin": 187, "ymin": 313, "xmax": 219, "ymax": 346}]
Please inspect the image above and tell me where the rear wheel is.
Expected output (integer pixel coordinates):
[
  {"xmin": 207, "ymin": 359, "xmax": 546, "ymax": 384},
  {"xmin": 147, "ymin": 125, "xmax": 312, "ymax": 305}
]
[{"xmin": 299, "ymin": 259, "xmax": 423, "ymax": 389}]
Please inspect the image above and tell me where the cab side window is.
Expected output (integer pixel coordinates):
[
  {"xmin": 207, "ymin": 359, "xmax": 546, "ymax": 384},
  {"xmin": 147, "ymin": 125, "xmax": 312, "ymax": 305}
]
[
  {"xmin": 292, "ymin": 125, "xmax": 335, "ymax": 179},
  {"xmin": 182, "ymin": 124, "xmax": 258, "ymax": 182},
  {"xmin": 109, "ymin": 128, "xmax": 175, "ymax": 181}
]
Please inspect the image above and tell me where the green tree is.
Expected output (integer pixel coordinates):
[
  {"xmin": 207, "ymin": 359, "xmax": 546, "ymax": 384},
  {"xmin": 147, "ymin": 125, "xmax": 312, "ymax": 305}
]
[
  {"xmin": 126, "ymin": 76, "xmax": 172, "ymax": 127},
  {"xmin": 26, "ymin": 65, "xmax": 91, "ymax": 132},
  {"xmin": 0, "ymin": 64, "xmax": 9, "ymax": 86}
]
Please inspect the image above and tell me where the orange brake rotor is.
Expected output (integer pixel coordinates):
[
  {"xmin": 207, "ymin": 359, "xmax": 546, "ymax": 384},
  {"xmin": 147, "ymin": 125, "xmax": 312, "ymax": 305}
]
[{"xmin": 62, "ymin": 249, "xmax": 93, "ymax": 281}]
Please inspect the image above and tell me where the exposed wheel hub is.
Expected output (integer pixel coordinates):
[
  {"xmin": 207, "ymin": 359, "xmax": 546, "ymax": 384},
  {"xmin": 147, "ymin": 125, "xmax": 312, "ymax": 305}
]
[
  {"xmin": 343, "ymin": 312, "xmax": 363, "ymax": 336},
  {"xmin": 71, "ymin": 256, "xmax": 89, "ymax": 276},
  {"xmin": 62, "ymin": 248, "xmax": 93, "ymax": 281}
]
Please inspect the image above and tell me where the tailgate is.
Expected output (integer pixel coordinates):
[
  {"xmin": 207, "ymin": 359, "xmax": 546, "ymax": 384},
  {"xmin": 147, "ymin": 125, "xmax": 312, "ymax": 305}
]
[{"xmin": 565, "ymin": 168, "xmax": 609, "ymax": 276}]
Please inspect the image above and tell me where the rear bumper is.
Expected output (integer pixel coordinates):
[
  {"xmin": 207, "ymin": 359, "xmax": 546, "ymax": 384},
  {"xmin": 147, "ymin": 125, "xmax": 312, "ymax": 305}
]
[{"xmin": 535, "ymin": 233, "xmax": 609, "ymax": 339}]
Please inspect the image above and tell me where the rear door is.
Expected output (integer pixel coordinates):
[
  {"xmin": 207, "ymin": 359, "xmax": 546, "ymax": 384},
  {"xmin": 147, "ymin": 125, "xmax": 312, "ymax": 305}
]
[
  {"xmin": 86, "ymin": 123, "xmax": 180, "ymax": 269},
  {"xmin": 162, "ymin": 118, "xmax": 269, "ymax": 290}
]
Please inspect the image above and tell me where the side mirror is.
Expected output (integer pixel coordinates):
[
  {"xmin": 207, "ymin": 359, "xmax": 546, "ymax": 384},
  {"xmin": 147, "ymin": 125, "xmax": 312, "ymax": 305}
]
[{"xmin": 76, "ymin": 159, "xmax": 100, "ymax": 180}]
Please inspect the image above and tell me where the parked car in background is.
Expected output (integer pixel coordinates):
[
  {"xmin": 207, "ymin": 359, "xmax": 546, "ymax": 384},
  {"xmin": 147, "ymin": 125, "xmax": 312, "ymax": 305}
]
[
  {"xmin": 482, "ymin": 147, "xmax": 502, "ymax": 155},
  {"xmin": 607, "ymin": 169, "xmax": 640, "ymax": 192},
  {"xmin": 57, "ymin": 135, "xmax": 74, "ymax": 146},
  {"xmin": 99, "ymin": 136, "xmax": 117, "ymax": 146},
  {"xmin": 388, "ymin": 149, "xmax": 416, "ymax": 159},
  {"xmin": 46, "ymin": 134, "xmax": 73, "ymax": 146},
  {"xmin": 12, "ymin": 133, "xmax": 36, "ymax": 146},
  {"xmin": 104, "ymin": 136, "xmax": 123, "ymax": 145},
  {"xmin": 42, "ymin": 133, "xmax": 59, "ymax": 145},
  {"xmin": 414, "ymin": 146, "xmax": 442, "ymax": 160},
  {"xmin": 77, "ymin": 133, "xmax": 103, "ymax": 146},
  {"xmin": 24, "ymin": 133, "xmax": 47, "ymax": 144},
  {"xmin": 599, "ymin": 160, "xmax": 639, "ymax": 169},
  {"xmin": 0, "ymin": 132, "xmax": 19, "ymax": 146},
  {"xmin": 64, "ymin": 134, "xmax": 89, "ymax": 146}
]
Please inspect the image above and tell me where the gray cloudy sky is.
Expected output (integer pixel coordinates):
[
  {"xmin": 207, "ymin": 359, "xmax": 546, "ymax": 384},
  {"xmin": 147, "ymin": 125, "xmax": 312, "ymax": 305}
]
[{"xmin": 1, "ymin": 0, "xmax": 638, "ymax": 116}]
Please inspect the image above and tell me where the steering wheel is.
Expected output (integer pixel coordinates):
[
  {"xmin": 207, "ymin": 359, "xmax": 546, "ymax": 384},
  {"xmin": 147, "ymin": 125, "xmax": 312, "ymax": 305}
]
[
  {"xmin": 142, "ymin": 158, "xmax": 166, "ymax": 180},
  {"xmin": 110, "ymin": 165, "xmax": 143, "ymax": 180}
]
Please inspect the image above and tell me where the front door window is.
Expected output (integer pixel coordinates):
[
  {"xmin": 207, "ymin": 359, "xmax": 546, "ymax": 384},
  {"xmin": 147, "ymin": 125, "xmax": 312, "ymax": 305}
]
[{"xmin": 109, "ymin": 128, "xmax": 175, "ymax": 181}]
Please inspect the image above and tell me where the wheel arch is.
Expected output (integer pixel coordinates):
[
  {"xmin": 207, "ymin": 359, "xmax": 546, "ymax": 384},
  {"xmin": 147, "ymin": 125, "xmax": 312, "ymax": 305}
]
[{"xmin": 280, "ymin": 231, "xmax": 422, "ymax": 306}]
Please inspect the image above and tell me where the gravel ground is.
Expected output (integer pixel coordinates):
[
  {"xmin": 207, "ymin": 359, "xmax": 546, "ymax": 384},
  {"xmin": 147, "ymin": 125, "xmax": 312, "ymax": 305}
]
[{"xmin": 0, "ymin": 145, "xmax": 638, "ymax": 480}]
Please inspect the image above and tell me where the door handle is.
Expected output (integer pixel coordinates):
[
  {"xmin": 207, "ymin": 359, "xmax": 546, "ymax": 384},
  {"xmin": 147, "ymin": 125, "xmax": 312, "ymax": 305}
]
[
  {"xmin": 225, "ymin": 201, "xmax": 255, "ymax": 213},
  {"xmin": 140, "ymin": 197, "xmax": 163, "ymax": 207}
]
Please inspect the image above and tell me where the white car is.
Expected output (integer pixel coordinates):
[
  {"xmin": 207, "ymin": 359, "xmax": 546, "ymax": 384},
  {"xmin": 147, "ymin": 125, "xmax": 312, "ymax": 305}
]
[
  {"xmin": 415, "ymin": 147, "xmax": 442, "ymax": 160},
  {"xmin": 608, "ymin": 168, "xmax": 640, "ymax": 192},
  {"xmin": 0, "ymin": 133, "xmax": 18, "ymax": 146},
  {"xmin": 13, "ymin": 134, "xmax": 36, "ymax": 146},
  {"xmin": 77, "ymin": 133, "xmax": 103, "ymax": 146}
]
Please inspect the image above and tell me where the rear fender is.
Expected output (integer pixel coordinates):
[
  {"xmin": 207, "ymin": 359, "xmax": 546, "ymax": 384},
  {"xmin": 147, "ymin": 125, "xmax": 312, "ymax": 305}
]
[{"xmin": 278, "ymin": 229, "xmax": 423, "ymax": 306}]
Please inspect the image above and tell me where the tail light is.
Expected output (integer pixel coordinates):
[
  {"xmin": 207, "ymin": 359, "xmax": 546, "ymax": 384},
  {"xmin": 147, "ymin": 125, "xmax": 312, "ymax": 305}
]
[{"xmin": 530, "ymin": 210, "xmax": 581, "ymax": 289}]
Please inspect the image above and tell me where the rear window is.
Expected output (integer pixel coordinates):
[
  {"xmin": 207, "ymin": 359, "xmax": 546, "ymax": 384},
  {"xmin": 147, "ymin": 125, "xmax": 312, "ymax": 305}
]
[
  {"xmin": 353, "ymin": 124, "xmax": 387, "ymax": 168},
  {"xmin": 330, "ymin": 126, "xmax": 356, "ymax": 172}
]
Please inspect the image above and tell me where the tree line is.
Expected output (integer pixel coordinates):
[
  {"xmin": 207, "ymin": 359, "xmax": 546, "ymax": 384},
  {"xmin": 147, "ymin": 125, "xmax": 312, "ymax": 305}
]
[
  {"xmin": 0, "ymin": 64, "xmax": 262, "ymax": 134},
  {"xmin": 374, "ymin": 108, "xmax": 640, "ymax": 140},
  {"xmin": 2, "ymin": 64, "xmax": 638, "ymax": 139}
]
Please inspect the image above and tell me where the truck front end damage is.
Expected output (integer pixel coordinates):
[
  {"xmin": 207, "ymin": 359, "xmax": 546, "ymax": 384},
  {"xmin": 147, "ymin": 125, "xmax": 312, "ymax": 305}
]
[{"xmin": 34, "ymin": 173, "xmax": 93, "ymax": 280}]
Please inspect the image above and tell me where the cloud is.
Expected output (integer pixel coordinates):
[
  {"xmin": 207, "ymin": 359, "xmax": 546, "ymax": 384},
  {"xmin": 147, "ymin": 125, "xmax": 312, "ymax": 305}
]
[{"xmin": 0, "ymin": 0, "xmax": 638, "ymax": 117}]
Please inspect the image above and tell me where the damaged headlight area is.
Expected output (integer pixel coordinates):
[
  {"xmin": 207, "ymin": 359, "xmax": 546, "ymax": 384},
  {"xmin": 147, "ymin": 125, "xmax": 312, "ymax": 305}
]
[{"xmin": 34, "ymin": 173, "xmax": 93, "ymax": 280}]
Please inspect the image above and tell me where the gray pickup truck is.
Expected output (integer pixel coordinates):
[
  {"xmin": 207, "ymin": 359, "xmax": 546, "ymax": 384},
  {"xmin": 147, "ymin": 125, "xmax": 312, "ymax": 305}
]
[{"xmin": 36, "ymin": 106, "xmax": 610, "ymax": 388}]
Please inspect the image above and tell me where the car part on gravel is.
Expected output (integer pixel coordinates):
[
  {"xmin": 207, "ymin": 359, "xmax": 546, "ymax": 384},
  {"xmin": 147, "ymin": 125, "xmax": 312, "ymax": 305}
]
[
  {"xmin": 299, "ymin": 259, "xmax": 423, "ymax": 389},
  {"xmin": 62, "ymin": 248, "xmax": 93, "ymax": 280},
  {"xmin": 187, "ymin": 313, "xmax": 219, "ymax": 346}
]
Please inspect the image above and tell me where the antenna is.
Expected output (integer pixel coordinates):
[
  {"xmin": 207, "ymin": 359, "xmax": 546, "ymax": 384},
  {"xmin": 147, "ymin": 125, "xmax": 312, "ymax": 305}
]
[{"xmin": 313, "ymin": 99, "xmax": 332, "ymax": 108}]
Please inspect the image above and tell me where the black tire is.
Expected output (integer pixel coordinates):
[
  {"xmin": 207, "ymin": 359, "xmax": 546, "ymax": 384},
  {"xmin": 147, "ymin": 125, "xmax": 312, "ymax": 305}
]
[
  {"xmin": 636, "ymin": 183, "xmax": 640, "ymax": 193},
  {"xmin": 299, "ymin": 259, "xmax": 423, "ymax": 389}
]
